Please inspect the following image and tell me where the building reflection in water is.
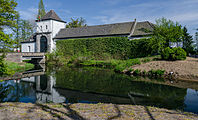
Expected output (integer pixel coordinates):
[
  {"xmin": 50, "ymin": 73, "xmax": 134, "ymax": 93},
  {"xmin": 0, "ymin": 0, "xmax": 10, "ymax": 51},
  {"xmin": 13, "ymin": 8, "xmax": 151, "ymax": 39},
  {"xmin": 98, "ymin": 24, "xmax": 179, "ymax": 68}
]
[{"xmin": 21, "ymin": 75, "xmax": 65, "ymax": 103}]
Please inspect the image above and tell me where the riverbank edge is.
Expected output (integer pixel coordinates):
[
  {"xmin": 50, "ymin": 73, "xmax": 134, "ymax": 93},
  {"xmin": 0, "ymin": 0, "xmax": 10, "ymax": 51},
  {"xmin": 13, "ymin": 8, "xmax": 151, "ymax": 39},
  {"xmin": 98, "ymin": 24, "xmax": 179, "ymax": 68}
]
[
  {"xmin": 125, "ymin": 57, "xmax": 198, "ymax": 82},
  {"xmin": 63, "ymin": 56, "xmax": 198, "ymax": 82},
  {"xmin": 0, "ymin": 61, "xmax": 34, "ymax": 78},
  {"xmin": 0, "ymin": 102, "xmax": 197, "ymax": 120}
]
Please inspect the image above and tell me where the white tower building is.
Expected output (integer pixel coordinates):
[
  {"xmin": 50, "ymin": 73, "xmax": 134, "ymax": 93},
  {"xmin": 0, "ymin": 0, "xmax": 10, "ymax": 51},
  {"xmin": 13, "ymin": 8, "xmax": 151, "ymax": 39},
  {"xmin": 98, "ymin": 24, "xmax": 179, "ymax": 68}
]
[{"xmin": 21, "ymin": 10, "xmax": 66, "ymax": 53}]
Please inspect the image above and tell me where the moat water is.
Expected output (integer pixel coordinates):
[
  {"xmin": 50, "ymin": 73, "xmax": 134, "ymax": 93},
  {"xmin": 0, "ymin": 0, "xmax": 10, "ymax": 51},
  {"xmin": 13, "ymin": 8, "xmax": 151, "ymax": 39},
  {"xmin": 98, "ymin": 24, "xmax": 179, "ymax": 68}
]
[{"xmin": 0, "ymin": 65, "xmax": 198, "ymax": 114}]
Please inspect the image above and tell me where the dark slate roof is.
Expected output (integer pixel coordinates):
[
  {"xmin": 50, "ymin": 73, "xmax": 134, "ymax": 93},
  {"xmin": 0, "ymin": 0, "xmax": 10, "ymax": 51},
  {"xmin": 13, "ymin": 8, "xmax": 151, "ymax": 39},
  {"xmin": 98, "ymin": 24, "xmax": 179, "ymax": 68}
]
[
  {"xmin": 54, "ymin": 21, "xmax": 154, "ymax": 39},
  {"xmin": 21, "ymin": 34, "xmax": 36, "ymax": 43},
  {"xmin": 41, "ymin": 10, "xmax": 66, "ymax": 23},
  {"xmin": 132, "ymin": 21, "xmax": 154, "ymax": 36}
]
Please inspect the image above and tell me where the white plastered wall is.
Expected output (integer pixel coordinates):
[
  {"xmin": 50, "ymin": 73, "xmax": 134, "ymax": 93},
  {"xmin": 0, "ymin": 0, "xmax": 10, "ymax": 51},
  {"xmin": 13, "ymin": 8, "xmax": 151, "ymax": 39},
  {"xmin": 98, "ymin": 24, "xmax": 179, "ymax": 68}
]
[
  {"xmin": 51, "ymin": 21, "xmax": 66, "ymax": 52},
  {"xmin": 21, "ymin": 42, "xmax": 36, "ymax": 52},
  {"xmin": 36, "ymin": 20, "xmax": 66, "ymax": 52}
]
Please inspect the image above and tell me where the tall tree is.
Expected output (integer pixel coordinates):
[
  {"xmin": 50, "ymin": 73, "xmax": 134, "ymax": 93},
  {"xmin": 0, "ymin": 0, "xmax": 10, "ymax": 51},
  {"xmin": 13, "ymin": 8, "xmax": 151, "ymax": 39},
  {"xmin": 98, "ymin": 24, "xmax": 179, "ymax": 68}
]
[
  {"xmin": 182, "ymin": 27, "xmax": 194, "ymax": 55},
  {"xmin": 0, "ymin": 0, "xmax": 18, "ymax": 49},
  {"xmin": 0, "ymin": 0, "xmax": 17, "ymax": 76},
  {"xmin": 37, "ymin": 0, "xmax": 46, "ymax": 20},
  {"xmin": 12, "ymin": 13, "xmax": 34, "ymax": 48},
  {"xmin": 20, "ymin": 20, "xmax": 34, "ymax": 41},
  {"xmin": 66, "ymin": 17, "xmax": 87, "ymax": 28},
  {"xmin": 194, "ymin": 32, "xmax": 198, "ymax": 52}
]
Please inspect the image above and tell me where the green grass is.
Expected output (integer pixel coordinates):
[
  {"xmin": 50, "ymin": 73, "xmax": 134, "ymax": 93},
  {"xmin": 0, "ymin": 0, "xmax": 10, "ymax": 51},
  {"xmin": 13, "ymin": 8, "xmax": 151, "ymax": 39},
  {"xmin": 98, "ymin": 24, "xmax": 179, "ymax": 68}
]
[
  {"xmin": 5, "ymin": 61, "xmax": 34, "ymax": 73},
  {"xmin": 75, "ymin": 56, "xmax": 160, "ymax": 72}
]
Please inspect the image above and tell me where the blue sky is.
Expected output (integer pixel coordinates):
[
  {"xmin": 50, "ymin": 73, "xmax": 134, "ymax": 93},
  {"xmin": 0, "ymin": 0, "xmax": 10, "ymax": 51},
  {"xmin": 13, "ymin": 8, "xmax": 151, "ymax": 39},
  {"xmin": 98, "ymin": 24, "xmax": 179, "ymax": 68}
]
[{"xmin": 16, "ymin": 0, "xmax": 198, "ymax": 36}]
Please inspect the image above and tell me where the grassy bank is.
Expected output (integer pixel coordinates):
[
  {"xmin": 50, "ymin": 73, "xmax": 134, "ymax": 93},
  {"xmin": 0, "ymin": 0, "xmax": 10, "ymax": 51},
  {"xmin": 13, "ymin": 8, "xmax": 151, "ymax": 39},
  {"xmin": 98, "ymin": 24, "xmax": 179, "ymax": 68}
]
[
  {"xmin": 68, "ymin": 56, "xmax": 160, "ymax": 72},
  {"xmin": 5, "ymin": 61, "xmax": 34, "ymax": 74}
]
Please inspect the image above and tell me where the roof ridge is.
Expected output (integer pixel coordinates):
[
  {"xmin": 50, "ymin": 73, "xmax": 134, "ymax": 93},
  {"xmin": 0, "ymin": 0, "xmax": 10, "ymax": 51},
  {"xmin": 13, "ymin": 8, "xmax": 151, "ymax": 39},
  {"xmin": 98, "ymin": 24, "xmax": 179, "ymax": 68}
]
[
  {"xmin": 62, "ymin": 21, "xmax": 135, "ymax": 30},
  {"xmin": 40, "ymin": 10, "xmax": 66, "ymax": 23}
]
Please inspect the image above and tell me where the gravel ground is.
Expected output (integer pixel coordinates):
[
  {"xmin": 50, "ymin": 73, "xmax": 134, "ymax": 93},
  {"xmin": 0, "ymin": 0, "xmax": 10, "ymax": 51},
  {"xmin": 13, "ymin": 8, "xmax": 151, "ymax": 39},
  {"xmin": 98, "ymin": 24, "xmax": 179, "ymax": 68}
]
[
  {"xmin": 0, "ymin": 102, "xmax": 197, "ymax": 120},
  {"xmin": 131, "ymin": 57, "xmax": 198, "ymax": 81}
]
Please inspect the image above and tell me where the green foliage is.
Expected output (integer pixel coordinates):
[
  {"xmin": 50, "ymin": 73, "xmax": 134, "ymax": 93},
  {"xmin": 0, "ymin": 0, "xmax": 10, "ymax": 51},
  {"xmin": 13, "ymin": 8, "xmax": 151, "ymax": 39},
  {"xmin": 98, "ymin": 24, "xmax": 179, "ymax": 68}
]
[
  {"xmin": 37, "ymin": 0, "xmax": 46, "ymax": 19},
  {"xmin": 0, "ymin": 55, "xmax": 9, "ymax": 76},
  {"xmin": 66, "ymin": 17, "xmax": 87, "ymax": 28},
  {"xmin": 182, "ymin": 27, "xmax": 194, "ymax": 55},
  {"xmin": 173, "ymin": 47, "xmax": 187, "ymax": 60},
  {"xmin": 151, "ymin": 17, "xmax": 184, "ymax": 53},
  {"xmin": 46, "ymin": 51, "xmax": 67, "ymax": 66},
  {"xmin": 130, "ymin": 38, "xmax": 153, "ymax": 58},
  {"xmin": 56, "ymin": 37, "xmax": 152, "ymax": 61},
  {"xmin": 161, "ymin": 47, "xmax": 186, "ymax": 61},
  {"xmin": 148, "ymin": 69, "xmax": 165, "ymax": 77},
  {"xmin": 141, "ymin": 58, "xmax": 151, "ymax": 63},
  {"xmin": 0, "ymin": 0, "xmax": 18, "ymax": 49},
  {"xmin": 133, "ymin": 69, "xmax": 141, "ymax": 76},
  {"xmin": 13, "ymin": 18, "xmax": 34, "ymax": 45},
  {"xmin": 161, "ymin": 47, "xmax": 174, "ymax": 60}
]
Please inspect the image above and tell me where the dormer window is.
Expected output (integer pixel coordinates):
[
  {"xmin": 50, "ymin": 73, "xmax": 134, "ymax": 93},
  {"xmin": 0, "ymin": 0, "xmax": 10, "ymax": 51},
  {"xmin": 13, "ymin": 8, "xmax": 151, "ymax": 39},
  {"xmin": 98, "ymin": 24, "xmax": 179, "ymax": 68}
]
[{"xmin": 46, "ymin": 25, "xmax": 48, "ymax": 29}]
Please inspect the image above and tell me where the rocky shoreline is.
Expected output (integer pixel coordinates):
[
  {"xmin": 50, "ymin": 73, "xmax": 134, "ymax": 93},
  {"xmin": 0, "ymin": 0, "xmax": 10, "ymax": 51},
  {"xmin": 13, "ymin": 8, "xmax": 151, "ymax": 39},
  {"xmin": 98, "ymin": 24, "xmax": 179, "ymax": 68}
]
[{"xmin": 0, "ymin": 102, "xmax": 197, "ymax": 120}]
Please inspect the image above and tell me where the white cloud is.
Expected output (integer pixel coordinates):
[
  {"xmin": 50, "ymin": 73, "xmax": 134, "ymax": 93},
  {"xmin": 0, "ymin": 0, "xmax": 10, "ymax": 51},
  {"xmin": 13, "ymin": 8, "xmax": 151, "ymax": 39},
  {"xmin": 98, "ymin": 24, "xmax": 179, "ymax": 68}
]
[
  {"xmin": 19, "ymin": 8, "xmax": 37, "ymax": 20},
  {"xmin": 92, "ymin": 0, "xmax": 198, "ymax": 34}
]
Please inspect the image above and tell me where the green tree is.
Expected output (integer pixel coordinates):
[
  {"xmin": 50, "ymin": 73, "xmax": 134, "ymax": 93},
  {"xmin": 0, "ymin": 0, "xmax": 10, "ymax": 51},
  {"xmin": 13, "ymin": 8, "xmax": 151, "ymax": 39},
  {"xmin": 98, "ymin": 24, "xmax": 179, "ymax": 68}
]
[
  {"xmin": 12, "ymin": 16, "xmax": 34, "ymax": 48},
  {"xmin": 0, "ymin": 0, "xmax": 18, "ymax": 49},
  {"xmin": 37, "ymin": 0, "xmax": 46, "ymax": 20},
  {"xmin": 149, "ymin": 18, "xmax": 184, "ymax": 53},
  {"xmin": 195, "ymin": 31, "xmax": 198, "ymax": 52},
  {"xmin": 182, "ymin": 27, "xmax": 194, "ymax": 55},
  {"xmin": 66, "ymin": 17, "xmax": 87, "ymax": 28},
  {"xmin": 0, "ymin": 0, "xmax": 18, "ymax": 76},
  {"xmin": 19, "ymin": 20, "xmax": 34, "ymax": 41}
]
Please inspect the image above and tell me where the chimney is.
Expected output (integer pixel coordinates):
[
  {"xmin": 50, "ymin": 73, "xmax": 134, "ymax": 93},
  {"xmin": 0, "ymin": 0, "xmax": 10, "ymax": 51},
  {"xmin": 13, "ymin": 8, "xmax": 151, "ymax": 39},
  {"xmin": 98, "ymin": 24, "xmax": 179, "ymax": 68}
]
[{"xmin": 129, "ymin": 19, "xmax": 137, "ymax": 37}]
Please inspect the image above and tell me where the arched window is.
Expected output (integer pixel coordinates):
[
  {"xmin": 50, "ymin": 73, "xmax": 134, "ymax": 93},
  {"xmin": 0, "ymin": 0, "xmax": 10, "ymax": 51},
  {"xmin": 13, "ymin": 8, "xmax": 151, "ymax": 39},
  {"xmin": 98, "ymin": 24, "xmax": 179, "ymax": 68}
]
[{"xmin": 40, "ymin": 36, "xmax": 47, "ymax": 52}]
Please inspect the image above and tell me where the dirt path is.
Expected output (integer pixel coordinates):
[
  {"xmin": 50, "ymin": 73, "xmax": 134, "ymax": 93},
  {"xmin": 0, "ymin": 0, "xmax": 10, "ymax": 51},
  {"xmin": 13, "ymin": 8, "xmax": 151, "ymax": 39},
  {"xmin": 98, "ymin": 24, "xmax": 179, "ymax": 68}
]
[
  {"xmin": 0, "ymin": 102, "xmax": 197, "ymax": 120},
  {"xmin": 131, "ymin": 57, "xmax": 198, "ymax": 81}
]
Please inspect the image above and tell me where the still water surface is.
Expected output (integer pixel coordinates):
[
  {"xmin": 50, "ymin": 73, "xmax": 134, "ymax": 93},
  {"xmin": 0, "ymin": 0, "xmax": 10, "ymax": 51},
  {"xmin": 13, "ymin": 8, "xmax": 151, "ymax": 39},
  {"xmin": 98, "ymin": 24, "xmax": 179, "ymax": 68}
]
[{"xmin": 0, "ymin": 66, "xmax": 198, "ymax": 114}]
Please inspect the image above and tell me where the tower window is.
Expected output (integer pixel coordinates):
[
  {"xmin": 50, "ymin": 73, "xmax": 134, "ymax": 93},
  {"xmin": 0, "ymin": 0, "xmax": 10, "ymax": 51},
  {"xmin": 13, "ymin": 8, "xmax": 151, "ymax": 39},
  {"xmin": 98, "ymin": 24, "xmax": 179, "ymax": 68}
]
[
  {"xmin": 40, "ymin": 26, "xmax": 42, "ymax": 30},
  {"xmin": 46, "ymin": 25, "xmax": 48, "ymax": 29}
]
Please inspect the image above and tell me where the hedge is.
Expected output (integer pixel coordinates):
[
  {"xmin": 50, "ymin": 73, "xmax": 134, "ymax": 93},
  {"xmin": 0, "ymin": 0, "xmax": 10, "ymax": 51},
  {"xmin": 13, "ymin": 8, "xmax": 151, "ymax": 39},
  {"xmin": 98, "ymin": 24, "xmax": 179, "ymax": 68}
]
[{"xmin": 56, "ymin": 37, "xmax": 152, "ymax": 60}]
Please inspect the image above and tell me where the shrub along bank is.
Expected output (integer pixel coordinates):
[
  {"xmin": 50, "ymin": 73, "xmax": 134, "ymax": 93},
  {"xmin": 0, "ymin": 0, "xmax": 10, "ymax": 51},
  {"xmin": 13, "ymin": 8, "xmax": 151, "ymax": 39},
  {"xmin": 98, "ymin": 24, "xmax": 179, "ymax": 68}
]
[
  {"xmin": 161, "ymin": 47, "xmax": 187, "ymax": 61},
  {"xmin": 56, "ymin": 37, "xmax": 152, "ymax": 60}
]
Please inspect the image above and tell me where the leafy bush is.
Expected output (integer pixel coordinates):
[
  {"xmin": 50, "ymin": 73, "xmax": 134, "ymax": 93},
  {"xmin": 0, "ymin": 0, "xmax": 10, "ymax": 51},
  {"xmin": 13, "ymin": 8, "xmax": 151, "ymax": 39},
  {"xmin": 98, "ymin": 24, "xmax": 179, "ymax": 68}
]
[
  {"xmin": 141, "ymin": 58, "xmax": 151, "ymax": 63},
  {"xmin": 148, "ymin": 69, "xmax": 165, "ymax": 77},
  {"xmin": 173, "ymin": 47, "xmax": 187, "ymax": 60},
  {"xmin": 161, "ymin": 47, "xmax": 174, "ymax": 60},
  {"xmin": 161, "ymin": 47, "xmax": 186, "ymax": 61}
]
